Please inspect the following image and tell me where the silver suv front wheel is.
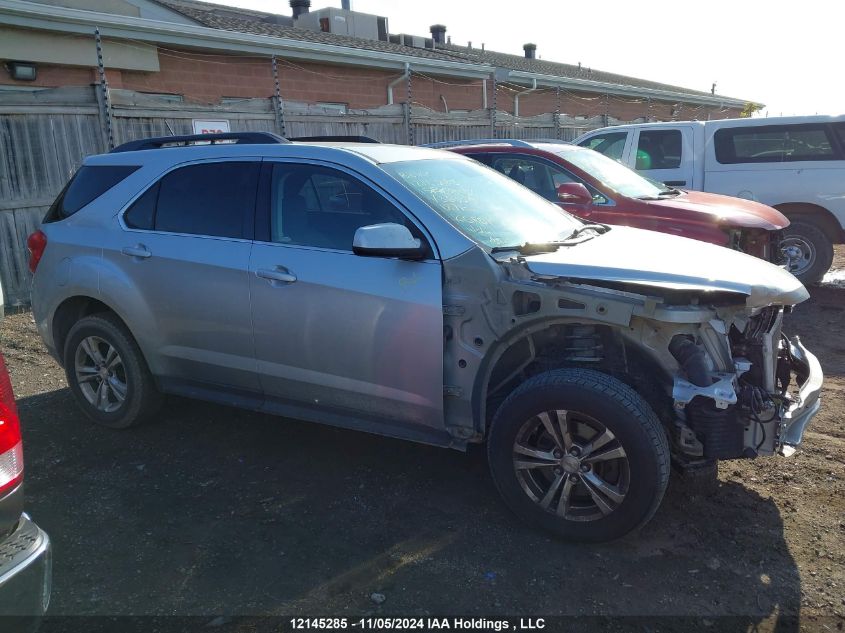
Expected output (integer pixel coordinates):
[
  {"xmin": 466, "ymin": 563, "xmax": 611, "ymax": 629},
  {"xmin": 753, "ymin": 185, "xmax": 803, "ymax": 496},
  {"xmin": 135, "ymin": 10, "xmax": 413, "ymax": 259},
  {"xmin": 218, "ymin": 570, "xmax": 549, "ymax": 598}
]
[{"xmin": 487, "ymin": 368, "xmax": 669, "ymax": 542}]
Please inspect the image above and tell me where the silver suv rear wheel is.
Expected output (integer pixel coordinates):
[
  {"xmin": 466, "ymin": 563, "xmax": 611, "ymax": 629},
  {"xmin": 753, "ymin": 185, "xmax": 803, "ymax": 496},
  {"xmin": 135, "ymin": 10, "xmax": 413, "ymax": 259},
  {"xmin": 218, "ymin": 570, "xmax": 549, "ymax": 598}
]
[
  {"xmin": 63, "ymin": 313, "xmax": 162, "ymax": 428},
  {"xmin": 74, "ymin": 336, "xmax": 127, "ymax": 413}
]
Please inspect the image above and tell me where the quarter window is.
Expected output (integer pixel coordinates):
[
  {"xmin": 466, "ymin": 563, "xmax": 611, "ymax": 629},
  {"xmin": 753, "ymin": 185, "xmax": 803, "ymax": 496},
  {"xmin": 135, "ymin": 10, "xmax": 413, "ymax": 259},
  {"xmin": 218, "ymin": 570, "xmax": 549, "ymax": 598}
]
[
  {"xmin": 124, "ymin": 182, "xmax": 158, "ymax": 230},
  {"xmin": 45, "ymin": 165, "xmax": 139, "ymax": 222},
  {"xmin": 579, "ymin": 132, "xmax": 627, "ymax": 161},
  {"xmin": 635, "ymin": 130, "xmax": 682, "ymax": 170},
  {"xmin": 266, "ymin": 163, "xmax": 418, "ymax": 252},
  {"xmin": 714, "ymin": 124, "xmax": 837, "ymax": 164},
  {"xmin": 152, "ymin": 162, "xmax": 259, "ymax": 238}
]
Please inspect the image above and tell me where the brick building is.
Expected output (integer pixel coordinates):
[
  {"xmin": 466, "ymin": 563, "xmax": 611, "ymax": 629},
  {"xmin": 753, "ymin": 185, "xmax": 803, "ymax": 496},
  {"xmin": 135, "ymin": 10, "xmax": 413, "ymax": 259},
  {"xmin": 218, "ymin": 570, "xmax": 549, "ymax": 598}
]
[{"xmin": 0, "ymin": 0, "xmax": 757, "ymax": 121}]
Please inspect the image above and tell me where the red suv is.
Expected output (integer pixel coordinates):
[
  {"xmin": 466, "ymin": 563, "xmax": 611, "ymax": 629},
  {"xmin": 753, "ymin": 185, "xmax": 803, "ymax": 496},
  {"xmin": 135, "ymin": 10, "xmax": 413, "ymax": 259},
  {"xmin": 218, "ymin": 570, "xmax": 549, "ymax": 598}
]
[{"xmin": 444, "ymin": 140, "xmax": 789, "ymax": 265}]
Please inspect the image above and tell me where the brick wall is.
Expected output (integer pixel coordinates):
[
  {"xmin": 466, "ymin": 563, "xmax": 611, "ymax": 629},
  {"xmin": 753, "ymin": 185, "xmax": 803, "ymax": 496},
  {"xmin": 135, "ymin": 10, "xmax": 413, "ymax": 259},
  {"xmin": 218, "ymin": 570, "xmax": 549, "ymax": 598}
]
[{"xmin": 0, "ymin": 45, "xmax": 743, "ymax": 119}]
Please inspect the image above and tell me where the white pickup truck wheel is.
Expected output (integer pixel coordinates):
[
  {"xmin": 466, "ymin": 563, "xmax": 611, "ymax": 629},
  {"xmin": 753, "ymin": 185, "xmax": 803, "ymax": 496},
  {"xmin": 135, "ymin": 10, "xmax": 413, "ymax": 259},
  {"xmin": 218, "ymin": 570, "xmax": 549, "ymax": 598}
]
[{"xmin": 779, "ymin": 220, "xmax": 834, "ymax": 285}]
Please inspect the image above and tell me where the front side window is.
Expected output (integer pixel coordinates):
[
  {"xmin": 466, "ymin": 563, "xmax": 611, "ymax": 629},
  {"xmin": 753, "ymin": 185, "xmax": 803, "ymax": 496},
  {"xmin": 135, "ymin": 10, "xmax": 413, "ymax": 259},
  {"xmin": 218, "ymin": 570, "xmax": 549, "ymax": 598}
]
[
  {"xmin": 714, "ymin": 124, "xmax": 837, "ymax": 164},
  {"xmin": 149, "ymin": 162, "xmax": 259, "ymax": 238},
  {"xmin": 381, "ymin": 158, "xmax": 581, "ymax": 249},
  {"xmin": 556, "ymin": 148, "xmax": 665, "ymax": 199},
  {"xmin": 578, "ymin": 132, "xmax": 627, "ymax": 161},
  {"xmin": 635, "ymin": 130, "xmax": 682, "ymax": 170},
  {"xmin": 267, "ymin": 163, "xmax": 416, "ymax": 251},
  {"xmin": 486, "ymin": 155, "xmax": 574, "ymax": 201}
]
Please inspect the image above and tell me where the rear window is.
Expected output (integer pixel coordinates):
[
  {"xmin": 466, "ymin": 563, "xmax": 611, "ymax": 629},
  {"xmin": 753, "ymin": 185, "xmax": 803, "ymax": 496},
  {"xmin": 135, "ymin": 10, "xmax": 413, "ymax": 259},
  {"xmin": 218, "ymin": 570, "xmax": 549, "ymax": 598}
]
[
  {"xmin": 44, "ymin": 165, "xmax": 139, "ymax": 223},
  {"xmin": 714, "ymin": 124, "xmax": 839, "ymax": 164}
]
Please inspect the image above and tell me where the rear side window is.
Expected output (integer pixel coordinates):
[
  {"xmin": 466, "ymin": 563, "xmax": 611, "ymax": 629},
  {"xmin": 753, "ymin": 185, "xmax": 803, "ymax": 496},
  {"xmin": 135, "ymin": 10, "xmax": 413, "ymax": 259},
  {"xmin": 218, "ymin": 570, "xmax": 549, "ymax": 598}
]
[
  {"xmin": 635, "ymin": 130, "xmax": 682, "ymax": 170},
  {"xmin": 714, "ymin": 124, "xmax": 838, "ymax": 164},
  {"xmin": 125, "ymin": 162, "xmax": 259, "ymax": 238},
  {"xmin": 44, "ymin": 165, "xmax": 139, "ymax": 223},
  {"xmin": 578, "ymin": 132, "xmax": 627, "ymax": 161}
]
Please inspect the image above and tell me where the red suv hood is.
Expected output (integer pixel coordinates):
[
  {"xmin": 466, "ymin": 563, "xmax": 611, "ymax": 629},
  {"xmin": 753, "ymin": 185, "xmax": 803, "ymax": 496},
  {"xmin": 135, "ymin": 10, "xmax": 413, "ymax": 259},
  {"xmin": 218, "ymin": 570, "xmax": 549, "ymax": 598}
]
[{"xmin": 647, "ymin": 190, "xmax": 789, "ymax": 231}]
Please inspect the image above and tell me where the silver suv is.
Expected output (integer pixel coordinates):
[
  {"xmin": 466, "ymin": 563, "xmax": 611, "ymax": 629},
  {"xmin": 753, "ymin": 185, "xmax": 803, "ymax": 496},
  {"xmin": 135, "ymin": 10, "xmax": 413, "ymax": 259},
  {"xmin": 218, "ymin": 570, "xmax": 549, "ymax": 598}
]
[{"xmin": 29, "ymin": 133, "xmax": 823, "ymax": 542}]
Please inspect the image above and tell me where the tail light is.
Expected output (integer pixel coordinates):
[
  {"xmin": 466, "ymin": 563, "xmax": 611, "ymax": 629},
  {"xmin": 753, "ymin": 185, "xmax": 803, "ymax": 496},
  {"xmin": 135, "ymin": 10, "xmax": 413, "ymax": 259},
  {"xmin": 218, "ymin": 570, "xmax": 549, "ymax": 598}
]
[
  {"xmin": 0, "ymin": 352, "xmax": 23, "ymax": 495},
  {"xmin": 27, "ymin": 230, "xmax": 47, "ymax": 273}
]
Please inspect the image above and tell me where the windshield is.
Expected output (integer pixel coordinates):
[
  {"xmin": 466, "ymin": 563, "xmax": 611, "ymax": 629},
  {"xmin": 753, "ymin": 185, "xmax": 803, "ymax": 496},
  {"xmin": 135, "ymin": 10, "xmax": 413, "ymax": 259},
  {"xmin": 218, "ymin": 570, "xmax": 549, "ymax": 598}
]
[
  {"xmin": 560, "ymin": 148, "xmax": 666, "ymax": 199},
  {"xmin": 381, "ymin": 158, "xmax": 581, "ymax": 248}
]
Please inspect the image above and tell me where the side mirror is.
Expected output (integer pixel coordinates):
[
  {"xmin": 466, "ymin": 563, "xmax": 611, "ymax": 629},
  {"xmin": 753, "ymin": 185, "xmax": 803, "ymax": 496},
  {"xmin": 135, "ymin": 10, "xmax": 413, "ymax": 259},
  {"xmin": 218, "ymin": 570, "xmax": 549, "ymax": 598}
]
[
  {"xmin": 352, "ymin": 223, "xmax": 425, "ymax": 260},
  {"xmin": 556, "ymin": 182, "xmax": 593, "ymax": 205}
]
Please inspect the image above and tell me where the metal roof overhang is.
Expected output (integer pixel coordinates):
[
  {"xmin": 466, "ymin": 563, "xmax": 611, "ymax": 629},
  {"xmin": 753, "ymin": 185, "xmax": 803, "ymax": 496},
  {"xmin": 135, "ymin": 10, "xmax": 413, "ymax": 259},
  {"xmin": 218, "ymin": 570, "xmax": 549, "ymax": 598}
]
[
  {"xmin": 505, "ymin": 70, "xmax": 755, "ymax": 109},
  {"xmin": 0, "ymin": 0, "xmax": 759, "ymax": 107},
  {"xmin": 0, "ymin": 0, "xmax": 495, "ymax": 78}
]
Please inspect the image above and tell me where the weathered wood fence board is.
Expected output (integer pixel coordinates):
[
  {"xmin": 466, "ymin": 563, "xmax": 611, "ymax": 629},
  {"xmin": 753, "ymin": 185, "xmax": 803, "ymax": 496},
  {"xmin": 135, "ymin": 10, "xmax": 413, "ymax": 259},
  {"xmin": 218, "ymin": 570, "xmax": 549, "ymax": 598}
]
[{"xmin": 0, "ymin": 86, "xmax": 630, "ymax": 307}]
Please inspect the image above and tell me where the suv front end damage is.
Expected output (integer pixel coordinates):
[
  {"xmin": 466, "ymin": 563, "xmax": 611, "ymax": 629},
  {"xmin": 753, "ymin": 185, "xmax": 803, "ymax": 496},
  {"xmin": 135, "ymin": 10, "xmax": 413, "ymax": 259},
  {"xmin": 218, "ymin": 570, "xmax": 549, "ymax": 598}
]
[
  {"xmin": 440, "ymin": 226, "xmax": 823, "ymax": 471},
  {"xmin": 667, "ymin": 306, "xmax": 822, "ymax": 461}
]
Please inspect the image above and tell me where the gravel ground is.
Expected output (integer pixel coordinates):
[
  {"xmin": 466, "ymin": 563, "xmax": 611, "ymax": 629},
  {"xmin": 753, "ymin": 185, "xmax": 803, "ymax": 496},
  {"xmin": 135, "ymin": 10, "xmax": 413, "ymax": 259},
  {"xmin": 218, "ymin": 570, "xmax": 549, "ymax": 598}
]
[{"xmin": 1, "ymin": 251, "xmax": 844, "ymax": 631}]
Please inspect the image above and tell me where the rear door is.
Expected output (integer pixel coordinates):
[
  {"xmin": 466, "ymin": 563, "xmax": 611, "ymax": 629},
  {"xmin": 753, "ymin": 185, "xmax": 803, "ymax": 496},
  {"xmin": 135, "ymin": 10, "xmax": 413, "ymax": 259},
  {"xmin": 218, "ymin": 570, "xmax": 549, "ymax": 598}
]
[
  {"xmin": 631, "ymin": 126, "xmax": 695, "ymax": 188},
  {"xmin": 109, "ymin": 159, "xmax": 261, "ymax": 393},
  {"xmin": 249, "ymin": 159, "xmax": 445, "ymax": 436}
]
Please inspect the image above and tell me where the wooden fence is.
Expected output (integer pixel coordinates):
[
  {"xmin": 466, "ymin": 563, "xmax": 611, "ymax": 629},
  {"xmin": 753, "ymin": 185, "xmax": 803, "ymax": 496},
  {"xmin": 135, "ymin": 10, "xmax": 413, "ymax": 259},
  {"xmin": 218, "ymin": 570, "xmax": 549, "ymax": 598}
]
[{"xmin": 0, "ymin": 85, "xmax": 628, "ymax": 307}]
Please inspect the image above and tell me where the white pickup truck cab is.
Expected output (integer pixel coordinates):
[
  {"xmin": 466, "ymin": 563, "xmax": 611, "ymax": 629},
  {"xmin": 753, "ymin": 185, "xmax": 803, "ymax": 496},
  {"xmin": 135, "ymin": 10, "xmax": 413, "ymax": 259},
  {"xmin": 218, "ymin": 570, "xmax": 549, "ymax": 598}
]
[{"xmin": 575, "ymin": 116, "xmax": 845, "ymax": 284}]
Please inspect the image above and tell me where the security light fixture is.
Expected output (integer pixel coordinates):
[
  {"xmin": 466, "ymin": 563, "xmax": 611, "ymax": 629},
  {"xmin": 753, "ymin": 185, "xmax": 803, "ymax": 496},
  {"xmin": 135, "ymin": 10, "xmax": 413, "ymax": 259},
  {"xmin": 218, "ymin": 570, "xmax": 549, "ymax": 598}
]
[{"xmin": 7, "ymin": 61, "xmax": 37, "ymax": 81}]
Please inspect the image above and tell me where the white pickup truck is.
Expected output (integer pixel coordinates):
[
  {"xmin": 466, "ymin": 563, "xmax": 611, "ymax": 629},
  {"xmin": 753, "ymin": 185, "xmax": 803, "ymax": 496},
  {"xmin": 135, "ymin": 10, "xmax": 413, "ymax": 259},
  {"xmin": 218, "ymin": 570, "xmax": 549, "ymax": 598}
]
[{"xmin": 574, "ymin": 115, "xmax": 845, "ymax": 284}]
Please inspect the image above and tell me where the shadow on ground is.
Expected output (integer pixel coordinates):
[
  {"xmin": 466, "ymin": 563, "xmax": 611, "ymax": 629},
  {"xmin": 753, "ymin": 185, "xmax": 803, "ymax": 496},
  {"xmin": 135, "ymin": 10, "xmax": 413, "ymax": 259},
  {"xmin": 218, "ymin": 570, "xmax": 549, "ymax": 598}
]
[{"xmin": 19, "ymin": 387, "xmax": 800, "ymax": 629}]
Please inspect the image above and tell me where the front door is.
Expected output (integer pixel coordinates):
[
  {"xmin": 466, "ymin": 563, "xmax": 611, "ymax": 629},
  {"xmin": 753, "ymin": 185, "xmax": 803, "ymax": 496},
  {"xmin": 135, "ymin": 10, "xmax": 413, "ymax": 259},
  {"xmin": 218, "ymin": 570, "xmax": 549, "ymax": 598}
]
[
  {"xmin": 632, "ymin": 126, "xmax": 695, "ymax": 188},
  {"xmin": 249, "ymin": 160, "xmax": 445, "ymax": 436}
]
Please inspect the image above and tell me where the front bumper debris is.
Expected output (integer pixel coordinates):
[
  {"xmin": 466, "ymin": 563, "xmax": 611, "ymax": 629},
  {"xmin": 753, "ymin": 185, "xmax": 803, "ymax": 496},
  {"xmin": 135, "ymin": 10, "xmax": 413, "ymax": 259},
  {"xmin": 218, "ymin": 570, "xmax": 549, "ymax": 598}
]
[{"xmin": 778, "ymin": 336, "xmax": 823, "ymax": 455}]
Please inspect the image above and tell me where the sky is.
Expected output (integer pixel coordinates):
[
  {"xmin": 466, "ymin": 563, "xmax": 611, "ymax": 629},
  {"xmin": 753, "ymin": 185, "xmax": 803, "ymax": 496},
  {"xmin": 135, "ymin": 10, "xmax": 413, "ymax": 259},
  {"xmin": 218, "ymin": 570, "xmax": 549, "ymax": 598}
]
[{"xmin": 204, "ymin": 0, "xmax": 843, "ymax": 117}]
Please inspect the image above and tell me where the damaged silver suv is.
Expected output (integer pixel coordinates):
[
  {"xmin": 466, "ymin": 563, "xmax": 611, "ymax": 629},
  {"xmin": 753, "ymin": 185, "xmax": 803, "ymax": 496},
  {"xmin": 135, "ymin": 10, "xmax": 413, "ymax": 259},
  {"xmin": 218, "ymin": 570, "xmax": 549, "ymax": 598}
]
[{"xmin": 29, "ymin": 133, "xmax": 823, "ymax": 541}]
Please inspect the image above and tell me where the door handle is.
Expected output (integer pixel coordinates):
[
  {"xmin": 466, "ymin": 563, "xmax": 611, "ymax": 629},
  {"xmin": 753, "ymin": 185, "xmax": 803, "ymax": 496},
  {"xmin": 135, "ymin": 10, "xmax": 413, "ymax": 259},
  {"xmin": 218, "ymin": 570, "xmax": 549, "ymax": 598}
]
[
  {"xmin": 256, "ymin": 268, "xmax": 297, "ymax": 284},
  {"xmin": 664, "ymin": 180, "xmax": 687, "ymax": 187},
  {"xmin": 121, "ymin": 245, "xmax": 151, "ymax": 259}
]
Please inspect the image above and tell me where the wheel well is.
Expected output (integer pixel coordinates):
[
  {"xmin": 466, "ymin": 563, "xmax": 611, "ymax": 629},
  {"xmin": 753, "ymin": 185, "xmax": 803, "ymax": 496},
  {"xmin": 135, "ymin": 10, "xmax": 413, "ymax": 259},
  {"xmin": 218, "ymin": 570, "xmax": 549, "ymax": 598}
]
[
  {"xmin": 774, "ymin": 202, "xmax": 844, "ymax": 243},
  {"xmin": 52, "ymin": 296, "xmax": 125, "ymax": 359},
  {"xmin": 480, "ymin": 322, "xmax": 673, "ymax": 437}
]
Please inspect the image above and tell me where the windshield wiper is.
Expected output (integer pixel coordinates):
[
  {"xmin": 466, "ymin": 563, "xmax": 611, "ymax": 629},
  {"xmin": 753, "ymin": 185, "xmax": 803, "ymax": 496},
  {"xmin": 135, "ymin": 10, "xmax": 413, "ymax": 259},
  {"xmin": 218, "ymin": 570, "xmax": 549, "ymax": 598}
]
[
  {"xmin": 658, "ymin": 188, "xmax": 682, "ymax": 197},
  {"xmin": 490, "ymin": 225, "xmax": 609, "ymax": 255},
  {"xmin": 570, "ymin": 223, "xmax": 610, "ymax": 236}
]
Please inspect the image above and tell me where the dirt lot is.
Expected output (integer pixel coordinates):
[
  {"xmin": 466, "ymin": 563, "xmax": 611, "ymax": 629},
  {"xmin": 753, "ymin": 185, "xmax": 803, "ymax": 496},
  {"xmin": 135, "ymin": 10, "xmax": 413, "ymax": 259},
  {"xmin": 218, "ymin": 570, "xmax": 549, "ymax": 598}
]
[{"xmin": 2, "ymin": 251, "xmax": 844, "ymax": 631}]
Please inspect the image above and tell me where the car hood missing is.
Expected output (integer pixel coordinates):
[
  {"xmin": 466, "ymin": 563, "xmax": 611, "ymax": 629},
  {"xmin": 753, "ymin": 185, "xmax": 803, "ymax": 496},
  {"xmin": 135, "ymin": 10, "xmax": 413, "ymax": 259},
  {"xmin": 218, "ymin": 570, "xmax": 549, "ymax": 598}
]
[{"xmin": 521, "ymin": 226, "xmax": 809, "ymax": 308}]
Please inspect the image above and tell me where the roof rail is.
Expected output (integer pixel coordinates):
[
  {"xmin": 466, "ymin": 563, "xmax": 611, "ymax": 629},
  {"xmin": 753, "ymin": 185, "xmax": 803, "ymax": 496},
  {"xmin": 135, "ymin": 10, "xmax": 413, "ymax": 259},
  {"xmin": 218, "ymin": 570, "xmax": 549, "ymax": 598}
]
[
  {"xmin": 111, "ymin": 132, "xmax": 289, "ymax": 153},
  {"xmin": 289, "ymin": 135, "xmax": 381, "ymax": 143},
  {"xmin": 422, "ymin": 138, "xmax": 536, "ymax": 149}
]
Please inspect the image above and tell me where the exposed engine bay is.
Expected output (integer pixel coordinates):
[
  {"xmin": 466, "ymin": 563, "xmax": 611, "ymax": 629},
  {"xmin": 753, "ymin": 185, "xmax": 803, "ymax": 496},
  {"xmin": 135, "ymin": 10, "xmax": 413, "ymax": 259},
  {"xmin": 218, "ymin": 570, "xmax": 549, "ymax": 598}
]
[{"xmin": 440, "ymin": 245, "xmax": 824, "ymax": 465}]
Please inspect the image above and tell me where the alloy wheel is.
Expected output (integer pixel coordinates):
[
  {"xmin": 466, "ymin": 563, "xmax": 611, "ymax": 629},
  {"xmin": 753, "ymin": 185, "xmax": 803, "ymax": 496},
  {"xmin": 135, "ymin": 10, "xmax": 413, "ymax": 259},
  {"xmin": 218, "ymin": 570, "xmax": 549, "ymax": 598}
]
[
  {"xmin": 512, "ymin": 409, "xmax": 630, "ymax": 522},
  {"xmin": 74, "ymin": 336, "xmax": 127, "ymax": 413}
]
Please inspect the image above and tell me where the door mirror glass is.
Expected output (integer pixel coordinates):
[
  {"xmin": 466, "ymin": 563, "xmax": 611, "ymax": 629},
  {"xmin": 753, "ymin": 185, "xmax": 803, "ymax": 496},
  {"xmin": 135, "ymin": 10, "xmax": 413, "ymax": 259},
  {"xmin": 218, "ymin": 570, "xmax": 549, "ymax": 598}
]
[
  {"xmin": 556, "ymin": 182, "xmax": 593, "ymax": 205},
  {"xmin": 352, "ymin": 223, "xmax": 425, "ymax": 259}
]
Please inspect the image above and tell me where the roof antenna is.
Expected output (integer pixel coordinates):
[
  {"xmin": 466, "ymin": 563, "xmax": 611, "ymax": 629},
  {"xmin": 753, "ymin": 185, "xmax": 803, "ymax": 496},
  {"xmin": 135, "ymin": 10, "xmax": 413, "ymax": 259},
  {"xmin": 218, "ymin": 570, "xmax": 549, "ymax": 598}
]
[{"xmin": 711, "ymin": 81, "xmax": 717, "ymax": 95}]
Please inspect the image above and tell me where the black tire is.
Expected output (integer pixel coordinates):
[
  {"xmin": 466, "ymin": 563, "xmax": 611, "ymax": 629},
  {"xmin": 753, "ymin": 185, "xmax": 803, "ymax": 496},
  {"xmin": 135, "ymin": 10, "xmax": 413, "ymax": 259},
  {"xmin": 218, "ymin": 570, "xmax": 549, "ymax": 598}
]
[
  {"xmin": 487, "ymin": 368, "xmax": 670, "ymax": 542},
  {"xmin": 63, "ymin": 313, "xmax": 162, "ymax": 429},
  {"xmin": 779, "ymin": 220, "xmax": 834, "ymax": 285}
]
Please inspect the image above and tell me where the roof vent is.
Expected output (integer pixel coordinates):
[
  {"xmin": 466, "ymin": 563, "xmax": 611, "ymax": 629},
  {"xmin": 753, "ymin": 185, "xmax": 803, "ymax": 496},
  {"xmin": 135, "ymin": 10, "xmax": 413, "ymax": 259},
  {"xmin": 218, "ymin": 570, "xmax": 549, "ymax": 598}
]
[
  {"xmin": 430, "ymin": 24, "xmax": 446, "ymax": 44},
  {"xmin": 290, "ymin": 0, "xmax": 310, "ymax": 19},
  {"xmin": 523, "ymin": 43, "xmax": 536, "ymax": 59}
]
